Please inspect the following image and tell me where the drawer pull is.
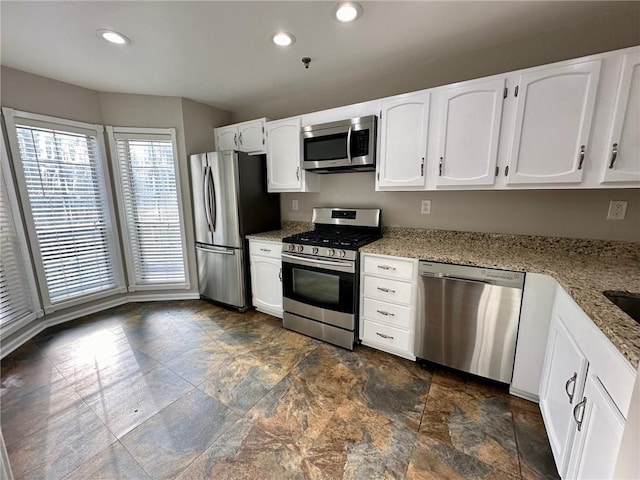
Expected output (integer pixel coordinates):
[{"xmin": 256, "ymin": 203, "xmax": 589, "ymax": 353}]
[
  {"xmin": 376, "ymin": 309, "xmax": 395, "ymax": 317},
  {"xmin": 377, "ymin": 265, "xmax": 396, "ymax": 271},
  {"xmin": 376, "ymin": 332, "xmax": 394, "ymax": 340},
  {"xmin": 565, "ymin": 372, "xmax": 577, "ymax": 404},
  {"xmin": 573, "ymin": 397, "xmax": 587, "ymax": 431},
  {"xmin": 259, "ymin": 248, "xmax": 271, "ymax": 252},
  {"xmin": 377, "ymin": 287, "xmax": 396, "ymax": 294}
]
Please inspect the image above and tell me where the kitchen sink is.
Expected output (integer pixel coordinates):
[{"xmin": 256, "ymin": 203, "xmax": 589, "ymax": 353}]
[{"xmin": 603, "ymin": 291, "xmax": 640, "ymax": 325}]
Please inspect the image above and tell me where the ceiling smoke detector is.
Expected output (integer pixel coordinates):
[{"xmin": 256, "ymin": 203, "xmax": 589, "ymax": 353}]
[
  {"xmin": 97, "ymin": 29, "xmax": 130, "ymax": 45},
  {"xmin": 335, "ymin": 2, "xmax": 362, "ymax": 23}
]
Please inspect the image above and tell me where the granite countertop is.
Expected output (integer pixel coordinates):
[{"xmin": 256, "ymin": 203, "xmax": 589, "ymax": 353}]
[
  {"xmin": 361, "ymin": 228, "xmax": 640, "ymax": 367},
  {"xmin": 246, "ymin": 221, "xmax": 312, "ymax": 242}
]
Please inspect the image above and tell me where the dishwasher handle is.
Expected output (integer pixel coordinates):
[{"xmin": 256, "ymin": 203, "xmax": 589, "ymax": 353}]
[{"xmin": 420, "ymin": 271, "xmax": 492, "ymax": 285}]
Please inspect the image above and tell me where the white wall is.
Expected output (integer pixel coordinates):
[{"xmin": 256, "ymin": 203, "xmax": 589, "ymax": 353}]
[{"xmin": 282, "ymin": 174, "xmax": 640, "ymax": 242}]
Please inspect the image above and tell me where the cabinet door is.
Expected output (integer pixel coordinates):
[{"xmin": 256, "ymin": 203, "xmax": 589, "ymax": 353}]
[
  {"xmin": 377, "ymin": 93, "xmax": 430, "ymax": 188},
  {"xmin": 602, "ymin": 52, "xmax": 640, "ymax": 183},
  {"xmin": 238, "ymin": 119, "xmax": 265, "ymax": 153},
  {"xmin": 565, "ymin": 375, "xmax": 625, "ymax": 480},
  {"xmin": 250, "ymin": 256, "xmax": 283, "ymax": 318},
  {"xmin": 266, "ymin": 118, "xmax": 302, "ymax": 191},
  {"xmin": 215, "ymin": 126, "xmax": 238, "ymax": 151},
  {"xmin": 506, "ymin": 60, "xmax": 601, "ymax": 185},
  {"xmin": 539, "ymin": 315, "xmax": 589, "ymax": 476},
  {"xmin": 436, "ymin": 78, "xmax": 505, "ymax": 187}
]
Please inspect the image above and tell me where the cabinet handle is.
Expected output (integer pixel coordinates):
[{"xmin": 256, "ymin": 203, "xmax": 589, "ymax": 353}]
[
  {"xmin": 565, "ymin": 372, "xmax": 577, "ymax": 404},
  {"xmin": 376, "ymin": 310, "xmax": 395, "ymax": 317},
  {"xmin": 377, "ymin": 287, "xmax": 396, "ymax": 294},
  {"xmin": 260, "ymin": 248, "xmax": 271, "ymax": 253},
  {"xmin": 573, "ymin": 397, "xmax": 587, "ymax": 431},
  {"xmin": 609, "ymin": 143, "xmax": 618, "ymax": 169},
  {"xmin": 439, "ymin": 157, "xmax": 443, "ymax": 176},
  {"xmin": 421, "ymin": 158, "xmax": 424, "ymax": 177},
  {"xmin": 234, "ymin": 133, "xmax": 238, "ymax": 146},
  {"xmin": 279, "ymin": 268, "xmax": 282, "ymax": 281},
  {"xmin": 239, "ymin": 132, "xmax": 243, "ymax": 146},
  {"xmin": 376, "ymin": 332, "xmax": 394, "ymax": 340},
  {"xmin": 296, "ymin": 166, "xmax": 300, "ymax": 181},
  {"xmin": 377, "ymin": 265, "xmax": 396, "ymax": 271},
  {"xmin": 577, "ymin": 145, "xmax": 585, "ymax": 170}
]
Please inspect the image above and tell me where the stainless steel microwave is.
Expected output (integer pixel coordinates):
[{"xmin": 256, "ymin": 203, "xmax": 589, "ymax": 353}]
[{"xmin": 301, "ymin": 115, "xmax": 377, "ymax": 173}]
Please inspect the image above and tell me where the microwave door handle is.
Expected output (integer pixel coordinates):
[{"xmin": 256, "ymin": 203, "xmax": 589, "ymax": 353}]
[
  {"xmin": 203, "ymin": 166, "xmax": 214, "ymax": 233},
  {"xmin": 347, "ymin": 125, "xmax": 353, "ymax": 164}
]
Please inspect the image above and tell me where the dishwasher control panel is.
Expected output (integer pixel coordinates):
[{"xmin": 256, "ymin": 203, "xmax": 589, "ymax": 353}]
[{"xmin": 419, "ymin": 261, "xmax": 525, "ymax": 289}]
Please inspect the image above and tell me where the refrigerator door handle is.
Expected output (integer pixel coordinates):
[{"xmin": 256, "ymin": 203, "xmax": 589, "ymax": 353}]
[
  {"xmin": 195, "ymin": 244, "xmax": 235, "ymax": 255},
  {"xmin": 203, "ymin": 166, "xmax": 214, "ymax": 233},
  {"xmin": 208, "ymin": 167, "xmax": 217, "ymax": 231}
]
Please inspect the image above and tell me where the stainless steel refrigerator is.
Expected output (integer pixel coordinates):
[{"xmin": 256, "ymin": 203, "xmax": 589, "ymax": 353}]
[{"xmin": 190, "ymin": 150, "xmax": 280, "ymax": 310}]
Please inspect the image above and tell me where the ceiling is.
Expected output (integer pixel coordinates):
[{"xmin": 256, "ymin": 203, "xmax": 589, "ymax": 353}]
[{"xmin": 2, "ymin": 1, "xmax": 639, "ymax": 114}]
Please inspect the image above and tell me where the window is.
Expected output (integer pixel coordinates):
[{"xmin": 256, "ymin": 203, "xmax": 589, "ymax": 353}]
[
  {"xmin": 3, "ymin": 108, "xmax": 125, "ymax": 313},
  {"xmin": 107, "ymin": 127, "xmax": 189, "ymax": 290},
  {"xmin": 0, "ymin": 129, "xmax": 41, "ymax": 332}
]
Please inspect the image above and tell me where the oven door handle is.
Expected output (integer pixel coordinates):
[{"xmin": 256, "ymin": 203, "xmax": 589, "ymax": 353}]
[{"xmin": 282, "ymin": 253, "xmax": 355, "ymax": 273}]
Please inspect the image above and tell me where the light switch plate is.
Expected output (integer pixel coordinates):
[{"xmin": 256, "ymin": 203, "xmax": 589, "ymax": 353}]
[
  {"xmin": 292, "ymin": 199, "xmax": 299, "ymax": 211},
  {"xmin": 421, "ymin": 200, "xmax": 431, "ymax": 215},
  {"xmin": 607, "ymin": 200, "xmax": 627, "ymax": 220}
]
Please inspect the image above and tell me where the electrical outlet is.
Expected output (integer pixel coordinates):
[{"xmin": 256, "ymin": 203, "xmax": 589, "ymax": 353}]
[
  {"xmin": 421, "ymin": 200, "xmax": 431, "ymax": 215},
  {"xmin": 607, "ymin": 200, "xmax": 627, "ymax": 220},
  {"xmin": 292, "ymin": 199, "xmax": 299, "ymax": 211}
]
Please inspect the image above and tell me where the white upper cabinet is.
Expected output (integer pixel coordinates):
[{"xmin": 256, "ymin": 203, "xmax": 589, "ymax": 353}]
[
  {"xmin": 215, "ymin": 125, "xmax": 238, "ymax": 151},
  {"xmin": 504, "ymin": 60, "xmax": 602, "ymax": 185},
  {"xmin": 601, "ymin": 52, "xmax": 640, "ymax": 184},
  {"xmin": 435, "ymin": 78, "xmax": 506, "ymax": 187},
  {"xmin": 265, "ymin": 117, "xmax": 318, "ymax": 193},
  {"xmin": 214, "ymin": 118, "xmax": 266, "ymax": 154},
  {"xmin": 377, "ymin": 92, "xmax": 430, "ymax": 189}
]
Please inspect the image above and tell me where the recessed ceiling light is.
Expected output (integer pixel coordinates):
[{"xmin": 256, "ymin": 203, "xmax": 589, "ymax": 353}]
[
  {"xmin": 97, "ymin": 29, "xmax": 130, "ymax": 45},
  {"xmin": 271, "ymin": 32, "xmax": 295, "ymax": 47},
  {"xmin": 335, "ymin": 2, "xmax": 362, "ymax": 23}
]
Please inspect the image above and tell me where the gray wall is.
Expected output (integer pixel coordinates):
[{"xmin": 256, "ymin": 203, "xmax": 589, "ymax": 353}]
[
  {"xmin": 1, "ymin": 66, "xmax": 103, "ymax": 124},
  {"xmin": 282, "ymin": 174, "xmax": 640, "ymax": 242}
]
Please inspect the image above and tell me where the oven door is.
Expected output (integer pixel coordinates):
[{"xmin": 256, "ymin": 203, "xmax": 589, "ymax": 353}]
[{"xmin": 281, "ymin": 253, "xmax": 356, "ymax": 329}]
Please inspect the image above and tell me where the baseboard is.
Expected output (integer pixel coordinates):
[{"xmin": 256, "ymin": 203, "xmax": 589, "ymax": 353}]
[
  {"xmin": 509, "ymin": 386, "xmax": 540, "ymax": 403},
  {"xmin": 1, "ymin": 292, "xmax": 199, "ymax": 359}
]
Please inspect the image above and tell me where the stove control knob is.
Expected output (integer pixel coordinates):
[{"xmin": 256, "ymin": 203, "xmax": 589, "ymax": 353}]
[
  {"xmin": 327, "ymin": 248, "xmax": 335, "ymax": 257},
  {"xmin": 287, "ymin": 244, "xmax": 295, "ymax": 251},
  {"xmin": 339, "ymin": 250, "xmax": 346, "ymax": 258},
  {"xmin": 312, "ymin": 247, "xmax": 319, "ymax": 254},
  {"xmin": 296, "ymin": 245, "xmax": 304, "ymax": 252}
]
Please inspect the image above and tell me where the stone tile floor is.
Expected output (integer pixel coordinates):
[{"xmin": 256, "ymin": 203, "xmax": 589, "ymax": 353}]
[{"xmin": 1, "ymin": 300, "xmax": 560, "ymax": 479}]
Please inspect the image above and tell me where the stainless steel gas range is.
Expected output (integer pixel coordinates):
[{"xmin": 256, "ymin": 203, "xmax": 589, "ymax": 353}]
[{"xmin": 281, "ymin": 207, "xmax": 382, "ymax": 350}]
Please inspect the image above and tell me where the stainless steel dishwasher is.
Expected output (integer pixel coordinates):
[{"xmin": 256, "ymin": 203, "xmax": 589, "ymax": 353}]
[{"xmin": 416, "ymin": 261, "xmax": 525, "ymax": 383}]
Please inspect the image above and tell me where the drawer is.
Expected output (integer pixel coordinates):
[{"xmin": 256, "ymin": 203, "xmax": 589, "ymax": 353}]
[
  {"xmin": 249, "ymin": 240, "xmax": 281, "ymax": 259},
  {"xmin": 362, "ymin": 320, "xmax": 411, "ymax": 353},
  {"xmin": 363, "ymin": 275, "xmax": 413, "ymax": 305},
  {"xmin": 362, "ymin": 297, "xmax": 413, "ymax": 329},
  {"xmin": 363, "ymin": 255, "xmax": 415, "ymax": 281}
]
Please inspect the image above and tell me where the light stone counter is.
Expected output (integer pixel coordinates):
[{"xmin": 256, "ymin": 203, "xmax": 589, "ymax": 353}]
[
  {"xmin": 361, "ymin": 228, "xmax": 640, "ymax": 367},
  {"xmin": 246, "ymin": 221, "xmax": 312, "ymax": 242}
]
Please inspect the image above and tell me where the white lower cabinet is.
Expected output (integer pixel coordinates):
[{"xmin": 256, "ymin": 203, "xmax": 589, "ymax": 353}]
[
  {"xmin": 565, "ymin": 374, "xmax": 626, "ymax": 480},
  {"xmin": 248, "ymin": 240, "xmax": 282, "ymax": 318},
  {"xmin": 539, "ymin": 285, "xmax": 636, "ymax": 479},
  {"xmin": 359, "ymin": 253, "xmax": 418, "ymax": 360}
]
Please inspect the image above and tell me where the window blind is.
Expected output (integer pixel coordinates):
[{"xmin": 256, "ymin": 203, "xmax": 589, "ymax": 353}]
[
  {"xmin": 111, "ymin": 132, "xmax": 187, "ymax": 288},
  {"xmin": 13, "ymin": 122, "xmax": 120, "ymax": 305},
  {"xmin": 0, "ymin": 140, "xmax": 39, "ymax": 328}
]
